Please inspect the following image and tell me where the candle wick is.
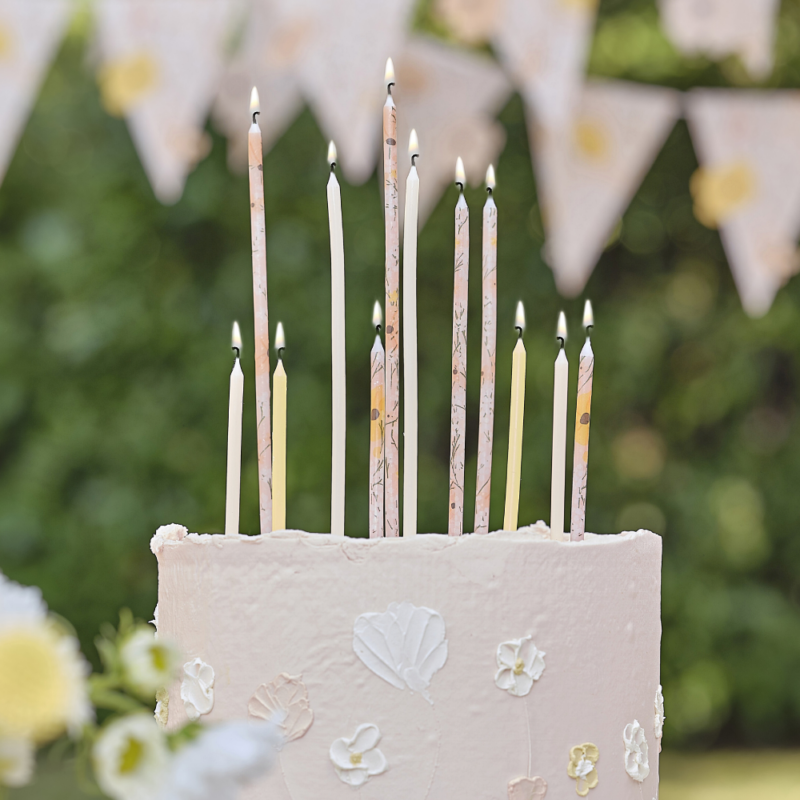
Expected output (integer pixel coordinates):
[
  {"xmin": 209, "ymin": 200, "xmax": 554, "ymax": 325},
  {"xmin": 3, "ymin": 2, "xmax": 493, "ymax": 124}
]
[
  {"xmin": 278, "ymin": 347, "xmax": 285, "ymax": 360},
  {"xmin": 557, "ymin": 337, "xmax": 565, "ymax": 349},
  {"xmin": 330, "ymin": 161, "xmax": 336, "ymax": 173},
  {"xmin": 486, "ymin": 186, "xmax": 493, "ymax": 196},
  {"xmin": 387, "ymin": 81, "xmax": 395, "ymax": 95},
  {"xmin": 411, "ymin": 154, "xmax": 418, "ymax": 166},
  {"xmin": 516, "ymin": 327, "xmax": 524, "ymax": 340},
  {"xmin": 456, "ymin": 181, "xmax": 464, "ymax": 193},
  {"xmin": 252, "ymin": 110, "xmax": 260, "ymax": 125}
]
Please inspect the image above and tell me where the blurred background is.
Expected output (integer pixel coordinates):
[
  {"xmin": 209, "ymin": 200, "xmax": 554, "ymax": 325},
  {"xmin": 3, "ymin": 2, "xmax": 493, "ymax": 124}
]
[{"xmin": 2, "ymin": 0, "xmax": 800, "ymax": 796}]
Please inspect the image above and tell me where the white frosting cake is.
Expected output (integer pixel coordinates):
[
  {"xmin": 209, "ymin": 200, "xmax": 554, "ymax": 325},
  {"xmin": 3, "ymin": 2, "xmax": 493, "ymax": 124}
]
[{"xmin": 152, "ymin": 525, "xmax": 663, "ymax": 799}]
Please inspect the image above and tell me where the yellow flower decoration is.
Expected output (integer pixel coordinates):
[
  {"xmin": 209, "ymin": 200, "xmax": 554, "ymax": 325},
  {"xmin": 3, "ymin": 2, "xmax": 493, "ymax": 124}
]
[
  {"xmin": 98, "ymin": 52, "xmax": 159, "ymax": 118},
  {"xmin": 573, "ymin": 119, "xmax": 609, "ymax": 162},
  {"xmin": 690, "ymin": 161, "xmax": 756, "ymax": 229},
  {"xmin": 575, "ymin": 392, "xmax": 592, "ymax": 447},
  {"xmin": 567, "ymin": 743, "xmax": 599, "ymax": 796}
]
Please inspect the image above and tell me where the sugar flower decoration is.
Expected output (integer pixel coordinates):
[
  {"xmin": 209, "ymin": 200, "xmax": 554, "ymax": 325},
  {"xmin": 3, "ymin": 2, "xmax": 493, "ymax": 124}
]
[
  {"xmin": 329, "ymin": 723, "xmax": 387, "ymax": 786},
  {"xmin": 508, "ymin": 775, "xmax": 548, "ymax": 800},
  {"xmin": 495, "ymin": 636, "xmax": 546, "ymax": 697},
  {"xmin": 249, "ymin": 673, "xmax": 313, "ymax": 742},
  {"xmin": 623, "ymin": 720, "xmax": 650, "ymax": 782},
  {"xmin": 567, "ymin": 743, "xmax": 599, "ymax": 796},
  {"xmin": 0, "ymin": 738, "xmax": 35, "ymax": 788},
  {"xmin": 181, "ymin": 658, "xmax": 215, "ymax": 721},
  {"xmin": 120, "ymin": 627, "xmax": 180, "ymax": 698},
  {"xmin": 654, "ymin": 685, "xmax": 665, "ymax": 746}
]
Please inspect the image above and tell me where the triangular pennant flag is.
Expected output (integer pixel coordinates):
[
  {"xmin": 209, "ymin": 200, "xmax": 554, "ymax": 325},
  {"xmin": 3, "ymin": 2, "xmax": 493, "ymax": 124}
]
[
  {"xmin": 532, "ymin": 80, "xmax": 681, "ymax": 296},
  {"xmin": 659, "ymin": 0, "xmax": 779, "ymax": 79},
  {"xmin": 394, "ymin": 36, "xmax": 511, "ymax": 226},
  {"xmin": 686, "ymin": 90, "xmax": 800, "ymax": 317},
  {"xmin": 494, "ymin": 0, "xmax": 598, "ymax": 128},
  {"xmin": 212, "ymin": 0, "xmax": 304, "ymax": 170},
  {"xmin": 0, "ymin": 0, "xmax": 72, "ymax": 184},
  {"xmin": 277, "ymin": 0, "xmax": 416, "ymax": 184},
  {"xmin": 94, "ymin": 0, "xmax": 236, "ymax": 204}
]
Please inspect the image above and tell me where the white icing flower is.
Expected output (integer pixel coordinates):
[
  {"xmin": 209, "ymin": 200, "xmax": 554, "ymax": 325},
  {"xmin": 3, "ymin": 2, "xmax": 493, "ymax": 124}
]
[
  {"xmin": 160, "ymin": 719, "xmax": 283, "ymax": 800},
  {"xmin": 495, "ymin": 636, "xmax": 546, "ymax": 697},
  {"xmin": 623, "ymin": 720, "xmax": 650, "ymax": 782},
  {"xmin": 654, "ymin": 685, "xmax": 665, "ymax": 744},
  {"xmin": 329, "ymin": 723, "xmax": 387, "ymax": 787},
  {"xmin": 181, "ymin": 659, "xmax": 215, "ymax": 721},
  {"xmin": 150, "ymin": 524, "xmax": 188, "ymax": 555},
  {"xmin": 93, "ymin": 714, "xmax": 170, "ymax": 800},
  {"xmin": 0, "ymin": 738, "xmax": 34, "ymax": 787},
  {"xmin": 353, "ymin": 601, "xmax": 448, "ymax": 703},
  {"xmin": 120, "ymin": 627, "xmax": 181, "ymax": 698}
]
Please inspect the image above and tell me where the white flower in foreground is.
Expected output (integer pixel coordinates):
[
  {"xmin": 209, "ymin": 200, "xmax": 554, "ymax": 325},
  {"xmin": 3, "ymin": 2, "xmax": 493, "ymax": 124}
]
[
  {"xmin": 330, "ymin": 723, "xmax": 387, "ymax": 786},
  {"xmin": 120, "ymin": 627, "xmax": 180, "ymax": 697},
  {"xmin": 181, "ymin": 659, "xmax": 215, "ymax": 721},
  {"xmin": 623, "ymin": 720, "xmax": 650, "ymax": 782},
  {"xmin": 93, "ymin": 714, "xmax": 170, "ymax": 800},
  {"xmin": 0, "ymin": 573, "xmax": 47, "ymax": 627},
  {"xmin": 0, "ymin": 738, "xmax": 35, "ymax": 787},
  {"xmin": 495, "ymin": 636, "xmax": 546, "ymax": 697},
  {"xmin": 654, "ymin": 685, "xmax": 665, "ymax": 745},
  {"xmin": 159, "ymin": 719, "xmax": 283, "ymax": 800}
]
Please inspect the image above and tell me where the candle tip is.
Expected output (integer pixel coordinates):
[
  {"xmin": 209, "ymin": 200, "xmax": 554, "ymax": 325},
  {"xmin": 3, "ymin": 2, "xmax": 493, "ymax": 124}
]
[
  {"xmin": 557, "ymin": 311, "xmax": 567, "ymax": 343},
  {"xmin": 231, "ymin": 321, "xmax": 242, "ymax": 354},
  {"xmin": 384, "ymin": 57, "xmax": 395, "ymax": 87},
  {"xmin": 327, "ymin": 140, "xmax": 337, "ymax": 166},
  {"xmin": 515, "ymin": 301, "xmax": 526, "ymax": 334},
  {"xmin": 455, "ymin": 156, "xmax": 466, "ymax": 188},
  {"xmin": 372, "ymin": 300, "xmax": 383, "ymax": 330},
  {"xmin": 249, "ymin": 87, "xmax": 260, "ymax": 115},
  {"xmin": 485, "ymin": 163, "xmax": 496, "ymax": 191},
  {"xmin": 408, "ymin": 128, "xmax": 419, "ymax": 158},
  {"xmin": 275, "ymin": 322, "xmax": 286, "ymax": 353},
  {"xmin": 583, "ymin": 299, "xmax": 594, "ymax": 331}
]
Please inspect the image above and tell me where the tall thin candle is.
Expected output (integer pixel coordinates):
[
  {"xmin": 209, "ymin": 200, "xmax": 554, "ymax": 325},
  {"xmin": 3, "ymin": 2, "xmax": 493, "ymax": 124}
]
[
  {"xmin": 474, "ymin": 164, "xmax": 497, "ymax": 535},
  {"xmin": 503, "ymin": 303, "xmax": 527, "ymax": 531},
  {"xmin": 248, "ymin": 87, "xmax": 272, "ymax": 533},
  {"xmin": 327, "ymin": 141, "xmax": 346, "ymax": 537},
  {"xmin": 570, "ymin": 300, "xmax": 595, "ymax": 541},
  {"xmin": 225, "ymin": 322, "xmax": 244, "ymax": 536},
  {"xmin": 550, "ymin": 312, "xmax": 569, "ymax": 541},
  {"xmin": 403, "ymin": 130, "xmax": 420, "ymax": 537},
  {"xmin": 448, "ymin": 157, "xmax": 469, "ymax": 536},
  {"xmin": 383, "ymin": 59, "xmax": 400, "ymax": 538},
  {"xmin": 370, "ymin": 302, "xmax": 386, "ymax": 539},
  {"xmin": 272, "ymin": 323, "xmax": 287, "ymax": 531}
]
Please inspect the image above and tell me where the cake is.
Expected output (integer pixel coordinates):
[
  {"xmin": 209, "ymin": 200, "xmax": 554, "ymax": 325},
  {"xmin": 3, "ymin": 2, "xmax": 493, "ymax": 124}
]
[{"xmin": 152, "ymin": 524, "xmax": 663, "ymax": 799}]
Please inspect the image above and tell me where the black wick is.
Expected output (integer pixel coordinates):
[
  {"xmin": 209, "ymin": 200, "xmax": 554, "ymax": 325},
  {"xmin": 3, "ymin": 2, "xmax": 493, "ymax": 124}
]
[{"xmin": 252, "ymin": 109, "xmax": 260, "ymax": 125}]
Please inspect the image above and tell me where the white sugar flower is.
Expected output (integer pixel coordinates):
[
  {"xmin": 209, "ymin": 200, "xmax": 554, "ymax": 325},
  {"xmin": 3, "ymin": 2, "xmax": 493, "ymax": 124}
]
[
  {"xmin": 0, "ymin": 738, "xmax": 35, "ymax": 787},
  {"xmin": 495, "ymin": 636, "xmax": 546, "ymax": 697},
  {"xmin": 181, "ymin": 659, "xmax": 215, "ymax": 721},
  {"xmin": 623, "ymin": 720, "xmax": 650, "ymax": 782},
  {"xmin": 93, "ymin": 714, "xmax": 170, "ymax": 800},
  {"xmin": 0, "ymin": 573, "xmax": 47, "ymax": 627},
  {"xmin": 330, "ymin": 723, "xmax": 387, "ymax": 786},
  {"xmin": 654, "ymin": 685, "xmax": 665, "ymax": 745},
  {"xmin": 159, "ymin": 719, "xmax": 283, "ymax": 800},
  {"xmin": 120, "ymin": 627, "xmax": 181, "ymax": 698}
]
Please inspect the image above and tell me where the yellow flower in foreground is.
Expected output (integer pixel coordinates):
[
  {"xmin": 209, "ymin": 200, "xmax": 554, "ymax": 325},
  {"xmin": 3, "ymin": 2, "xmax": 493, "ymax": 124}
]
[
  {"xmin": 0, "ymin": 738, "xmax": 34, "ymax": 787},
  {"xmin": 690, "ymin": 161, "xmax": 756, "ymax": 229},
  {"xmin": 120, "ymin": 627, "xmax": 180, "ymax": 699},
  {"xmin": 98, "ymin": 52, "xmax": 159, "ymax": 117},
  {"xmin": 0, "ymin": 623, "xmax": 91, "ymax": 743},
  {"xmin": 567, "ymin": 743, "xmax": 599, "ymax": 796}
]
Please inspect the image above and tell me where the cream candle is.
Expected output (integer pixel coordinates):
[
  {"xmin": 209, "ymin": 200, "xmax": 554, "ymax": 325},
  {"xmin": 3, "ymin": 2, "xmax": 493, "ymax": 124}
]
[
  {"xmin": 225, "ymin": 322, "xmax": 244, "ymax": 537},
  {"xmin": 503, "ymin": 302, "xmax": 527, "ymax": 532},
  {"xmin": 327, "ymin": 141, "xmax": 346, "ymax": 538},
  {"xmin": 272, "ymin": 323, "xmax": 287, "ymax": 532},
  {"xmin": 370, "ymin": 302, "xmax": 386, "ymax": 539},
  {"xmin": 550, "ymin": 312, "xmax": 569, "ymax": 541}
]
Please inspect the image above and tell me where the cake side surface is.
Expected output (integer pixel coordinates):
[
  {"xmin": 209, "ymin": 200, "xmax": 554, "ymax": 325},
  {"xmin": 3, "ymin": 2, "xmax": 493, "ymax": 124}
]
[{"xmin": 155, "ymin": 529, "xmax": 662, "ymax": 799}]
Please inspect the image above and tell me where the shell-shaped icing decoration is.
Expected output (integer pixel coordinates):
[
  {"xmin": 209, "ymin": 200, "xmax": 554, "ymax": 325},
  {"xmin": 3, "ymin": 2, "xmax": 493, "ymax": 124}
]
[
  {"xmin": 508, "ymin": 775, "xmax": 547, "ymax": 800},
  {"xmin": 181, "ymin": 658, "xmax": 214, "ymax": 721},
  {"xmin": 249, "ymin": 674, "xmax": 313, "ymax": 742},
  {"xmin": 353, "ymin": 601, "xmax": 448, "ymax": 703}
]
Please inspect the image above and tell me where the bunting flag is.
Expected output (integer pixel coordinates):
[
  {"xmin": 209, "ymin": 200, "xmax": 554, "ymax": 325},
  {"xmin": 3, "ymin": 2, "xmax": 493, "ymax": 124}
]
[
  {"xmin": 94, "ymin": 0, "xmax": 236, "ymax": 204},
  {"xmin": 393, "ymin": 36, "xmax": 511, "ymax": 225},
  {"xmin": 0, "ymin": 0, "xmax": 72, "ymax": 185},
  {"xmin": 494, "ymin": 0, "xmax": 598, "ymax": 127},
  {"xmin": 532, "ymin": 80, "xmax": 681, "ymax": 296},
  {"xmin": 686, "ymin": 90, "xmax": 800, "ymax": 317},
  {"xmin": 659, "ymin": 0, "xmax": 779, "ymax": 79}
]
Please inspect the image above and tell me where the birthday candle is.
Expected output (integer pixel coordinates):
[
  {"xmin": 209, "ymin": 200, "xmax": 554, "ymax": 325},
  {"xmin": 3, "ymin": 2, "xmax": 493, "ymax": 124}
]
[
  {"xmin": 370, "ymin": 303, "xmax": 385, "ymax": 539},
  {"xmin": 448, "ymin": 157, "xmax": 469, "ymax": 536},
  {"xmin": 550, "ymin": 312, "xmax": 569, "ymax": 541},
  {"xmin": 570, "ymin": 300, "xmax": 595, "ymax": 541},
  {"xmin": 225, "ymin": 322, "xmax": 244, "ymax": 536},
  {"xmin": 272, "ymin": 323, "xmax": 287, "ymax": 532},
  {"xmin": 503, "ymin": 303, "xmax": 526, "ymax": 532}
]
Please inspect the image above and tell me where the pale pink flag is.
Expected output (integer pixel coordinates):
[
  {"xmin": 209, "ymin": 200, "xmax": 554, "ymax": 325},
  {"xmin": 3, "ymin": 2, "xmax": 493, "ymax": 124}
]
[
  {"xmin": 532, "ymin": 80, "xmax": 681, "ymax": 296},
  {"xmin": 659, "ymin": 0, "xmax": 779, "ymax": 79},
  {"xmin": 393, "ymin": 36, "xmax": 511, "ymax": 226},
  {"xmin": 494, "ymin": 0, "xmax": 598, "ymax": 127},
  {"xmin": 0, "ymin": 0, "xmax": 72, "ymax": 184},
  {"xmin": 94, "ymin": 0, "xmax": 236, "ymax": 204},
  {"xmin": 686, "ymin": 89, "xmax": 800, "ymax": 317}
]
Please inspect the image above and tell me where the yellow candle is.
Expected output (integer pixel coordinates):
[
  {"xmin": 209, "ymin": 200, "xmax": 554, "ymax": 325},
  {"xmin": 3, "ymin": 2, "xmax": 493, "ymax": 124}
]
[
  {"xmin": 225, "ymin": 322, "xmax": 244, "ymax": 536},
  {"xmin": 503, "ymin": 302, "xmax": 526, "ymax": 531},
  {"xmin": 272, "ymin": 322, "xmax": 287, "ymax": 531}
]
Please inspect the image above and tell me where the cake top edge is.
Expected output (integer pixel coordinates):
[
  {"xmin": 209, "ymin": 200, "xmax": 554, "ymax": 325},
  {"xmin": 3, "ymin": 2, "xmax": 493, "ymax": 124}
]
[{"xmin": 150, "ymin": 521, "xmax": 658, "ymax": 556}]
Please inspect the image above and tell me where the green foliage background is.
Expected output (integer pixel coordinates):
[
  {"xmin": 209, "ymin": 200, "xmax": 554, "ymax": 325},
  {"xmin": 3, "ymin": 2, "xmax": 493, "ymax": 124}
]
[{"xmin": 2, "ymin": 0, "xmax": 800, "ymax": 755}]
